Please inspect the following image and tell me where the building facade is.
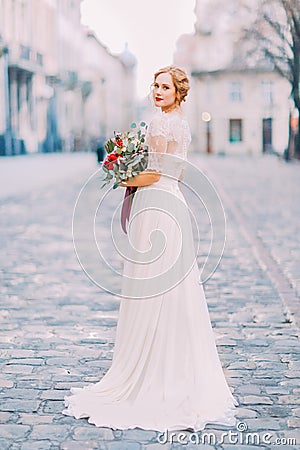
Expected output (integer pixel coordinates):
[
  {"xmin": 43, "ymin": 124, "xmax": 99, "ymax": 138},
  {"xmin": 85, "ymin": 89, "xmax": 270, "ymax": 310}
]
[
  {"xmin": 174, "ymin": 0, "xmax": 291, "ymax": 156},
  {"xmin": 0, "ymin": 0, "xmax": 136, "ymax": 156}
]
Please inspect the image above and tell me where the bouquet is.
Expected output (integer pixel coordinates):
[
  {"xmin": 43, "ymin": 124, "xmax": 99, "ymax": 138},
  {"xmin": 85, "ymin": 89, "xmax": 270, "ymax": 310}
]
[
  {"xmin": 101, "ymin": 122, "xmax": 148, "ymax": 190},
  {"xmin": 100, "ymin": 122, "xmax": 148, "ymax": 233}
]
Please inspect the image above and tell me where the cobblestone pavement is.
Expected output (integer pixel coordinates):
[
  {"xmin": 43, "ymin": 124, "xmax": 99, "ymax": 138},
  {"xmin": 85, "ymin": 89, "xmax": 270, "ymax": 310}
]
[{"xmin": 0, "ymin": 151, "xmax": 299, "ymax": 449}]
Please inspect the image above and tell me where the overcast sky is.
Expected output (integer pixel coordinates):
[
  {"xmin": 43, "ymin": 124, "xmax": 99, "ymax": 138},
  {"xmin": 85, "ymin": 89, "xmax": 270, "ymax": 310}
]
[{"xmin": 80, "ymin": 0, "xmax": 196, "ymax": 98}]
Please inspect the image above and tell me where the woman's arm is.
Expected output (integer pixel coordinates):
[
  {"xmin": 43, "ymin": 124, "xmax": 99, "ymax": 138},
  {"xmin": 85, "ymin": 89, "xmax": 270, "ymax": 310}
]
[
  {"xmin": 120, "ymin": 133, "xmax": 167, "ymax": 187},
  {"xmin": 120, "ymin": 170, "xmax": 161, "ymax": 187}
]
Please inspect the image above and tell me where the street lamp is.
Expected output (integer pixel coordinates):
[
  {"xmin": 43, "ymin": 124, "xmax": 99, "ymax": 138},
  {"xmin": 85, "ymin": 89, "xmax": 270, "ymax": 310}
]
[{"xmin": 202, "ymin": 111, "xmax": 212, "ymax": 154}]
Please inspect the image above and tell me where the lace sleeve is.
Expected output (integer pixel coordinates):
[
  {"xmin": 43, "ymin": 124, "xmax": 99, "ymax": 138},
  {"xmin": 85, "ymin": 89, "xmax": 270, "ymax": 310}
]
[
  {"xmin": 146, "ymin": 116, "xmax": 169, "ymax": 172},
  {"xmin": 145, "ymin": 113, "xmax": 191, "ymax": 173}
]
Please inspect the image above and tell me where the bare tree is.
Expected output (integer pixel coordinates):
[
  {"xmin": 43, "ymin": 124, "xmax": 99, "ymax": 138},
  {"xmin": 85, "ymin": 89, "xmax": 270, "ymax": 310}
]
[{"xmin": 244, "ymin": 0, "xmax": 300, "ymax": 158}]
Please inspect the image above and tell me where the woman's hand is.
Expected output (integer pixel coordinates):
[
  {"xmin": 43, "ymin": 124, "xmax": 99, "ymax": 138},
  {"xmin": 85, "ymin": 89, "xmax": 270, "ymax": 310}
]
[{"xmin": 120, "ymin": 170, "xmax": 161, "ymax": 187}]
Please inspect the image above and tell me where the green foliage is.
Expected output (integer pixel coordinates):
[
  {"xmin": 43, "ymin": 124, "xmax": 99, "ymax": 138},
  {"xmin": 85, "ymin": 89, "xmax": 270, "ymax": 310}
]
[
  {"xmin": 104, "ymin": 140, "xmax": 115, "ymax": 154},
  {"xmin": 100, "ymin": 122, "xmax": 148, "ymax": 189}
]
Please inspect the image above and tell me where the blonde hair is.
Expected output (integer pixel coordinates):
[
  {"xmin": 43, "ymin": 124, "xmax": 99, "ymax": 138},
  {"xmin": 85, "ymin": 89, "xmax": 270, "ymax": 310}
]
[{"xmin": 153, "ymin": 65, "xmax": 190, "ymax": 105}]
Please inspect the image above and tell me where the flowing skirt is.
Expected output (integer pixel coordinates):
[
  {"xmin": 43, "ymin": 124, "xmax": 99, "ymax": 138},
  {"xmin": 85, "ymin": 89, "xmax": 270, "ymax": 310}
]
[{"xmin": 63, "ymin": 177, "xmax": 239, "ymax": 431}]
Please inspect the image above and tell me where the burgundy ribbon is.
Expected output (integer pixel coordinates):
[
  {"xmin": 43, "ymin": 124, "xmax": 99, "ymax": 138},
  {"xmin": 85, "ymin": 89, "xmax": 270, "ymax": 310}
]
[{"xmin": 121, "ymin": 186, "xmax": 138, "ymax": 234}]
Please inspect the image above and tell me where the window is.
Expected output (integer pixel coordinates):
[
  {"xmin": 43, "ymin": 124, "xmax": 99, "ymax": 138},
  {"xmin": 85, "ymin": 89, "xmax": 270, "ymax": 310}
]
[
  {"xmin": 261, "ymin": 81, "xmax": 273, "ymax": 105},
  {"xmin": 20, "ymin": 45, "xmax": 30, "ymax": 60},
  {"xmin": 36, "ymin": 53, "xmax": 43, "ymax": 66},
  {"xmin": 229, "ymin": 82, "xmax": 242, "ymax": 102},
  {"xmin": 229, "ymin": 119, "xmax": 243, "ymax": 142}
]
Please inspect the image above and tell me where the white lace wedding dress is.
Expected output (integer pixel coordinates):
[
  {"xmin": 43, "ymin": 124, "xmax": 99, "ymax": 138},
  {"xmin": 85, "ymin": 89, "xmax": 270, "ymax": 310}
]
[{"xmin": 63, "ymin": 109, "xmax": 239, "ymax": 432}]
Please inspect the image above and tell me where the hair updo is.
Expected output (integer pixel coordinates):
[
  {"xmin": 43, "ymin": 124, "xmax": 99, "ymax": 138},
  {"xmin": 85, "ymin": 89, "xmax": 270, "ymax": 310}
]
[{"xmin": 153, "ymin": 65, "xmax": 190, "ymax": 105}]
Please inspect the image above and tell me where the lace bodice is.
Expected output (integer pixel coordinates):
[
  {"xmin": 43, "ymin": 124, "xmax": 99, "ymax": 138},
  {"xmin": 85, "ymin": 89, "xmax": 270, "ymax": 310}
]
[{"xmin": 145, "ymin": 109, "xmax": 191, "ymax": 179}]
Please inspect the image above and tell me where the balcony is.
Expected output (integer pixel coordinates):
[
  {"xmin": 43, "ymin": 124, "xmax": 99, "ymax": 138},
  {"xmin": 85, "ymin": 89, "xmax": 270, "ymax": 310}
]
[{"xmin": 7, "ymin": 44, "xmax": 44, "ymax": 73}]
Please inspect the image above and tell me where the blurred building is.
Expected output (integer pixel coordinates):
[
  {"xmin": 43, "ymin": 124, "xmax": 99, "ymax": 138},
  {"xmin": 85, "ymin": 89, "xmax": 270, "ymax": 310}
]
[
  {"xmin": 0, "ymin": 0, "xmax": 136, "ymax": 156},
  {"xmin": 174, "ymin": 0, "xmax": 291, "ymax": 156}
]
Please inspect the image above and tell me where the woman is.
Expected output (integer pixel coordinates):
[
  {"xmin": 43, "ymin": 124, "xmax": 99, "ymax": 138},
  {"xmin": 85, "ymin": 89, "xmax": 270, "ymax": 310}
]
[{"xmin": 63, "ymin": 65, "xmax": 239, "ymax": 431}]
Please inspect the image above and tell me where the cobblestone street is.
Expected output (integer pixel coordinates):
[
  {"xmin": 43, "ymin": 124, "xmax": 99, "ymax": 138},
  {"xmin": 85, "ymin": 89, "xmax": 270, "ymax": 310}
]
[{"xmin": 0, "ymin": 151, "xmax": 299, "ymax": 449}]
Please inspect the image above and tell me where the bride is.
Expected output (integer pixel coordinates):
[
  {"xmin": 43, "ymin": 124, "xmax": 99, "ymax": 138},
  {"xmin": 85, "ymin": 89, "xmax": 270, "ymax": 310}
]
[{"xmin": 63, "ymin": 65, "xmax": 239, "ymax": 432}]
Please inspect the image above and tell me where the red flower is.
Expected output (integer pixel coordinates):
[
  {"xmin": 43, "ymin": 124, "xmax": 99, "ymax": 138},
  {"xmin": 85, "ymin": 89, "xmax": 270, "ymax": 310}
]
[
  {"xmin": 103, "ymin": 152, "xmax": 119, "ymax": 171},
  {"xmin": 115, "ymin": 139, "xmax": 123, "ymax": 148}
]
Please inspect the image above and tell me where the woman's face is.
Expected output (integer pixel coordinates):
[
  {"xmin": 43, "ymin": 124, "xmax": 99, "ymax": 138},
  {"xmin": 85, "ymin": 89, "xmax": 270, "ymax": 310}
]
[{"xmin": 153, "ymin": 72, "xmax": 177, "ymax": 111}]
